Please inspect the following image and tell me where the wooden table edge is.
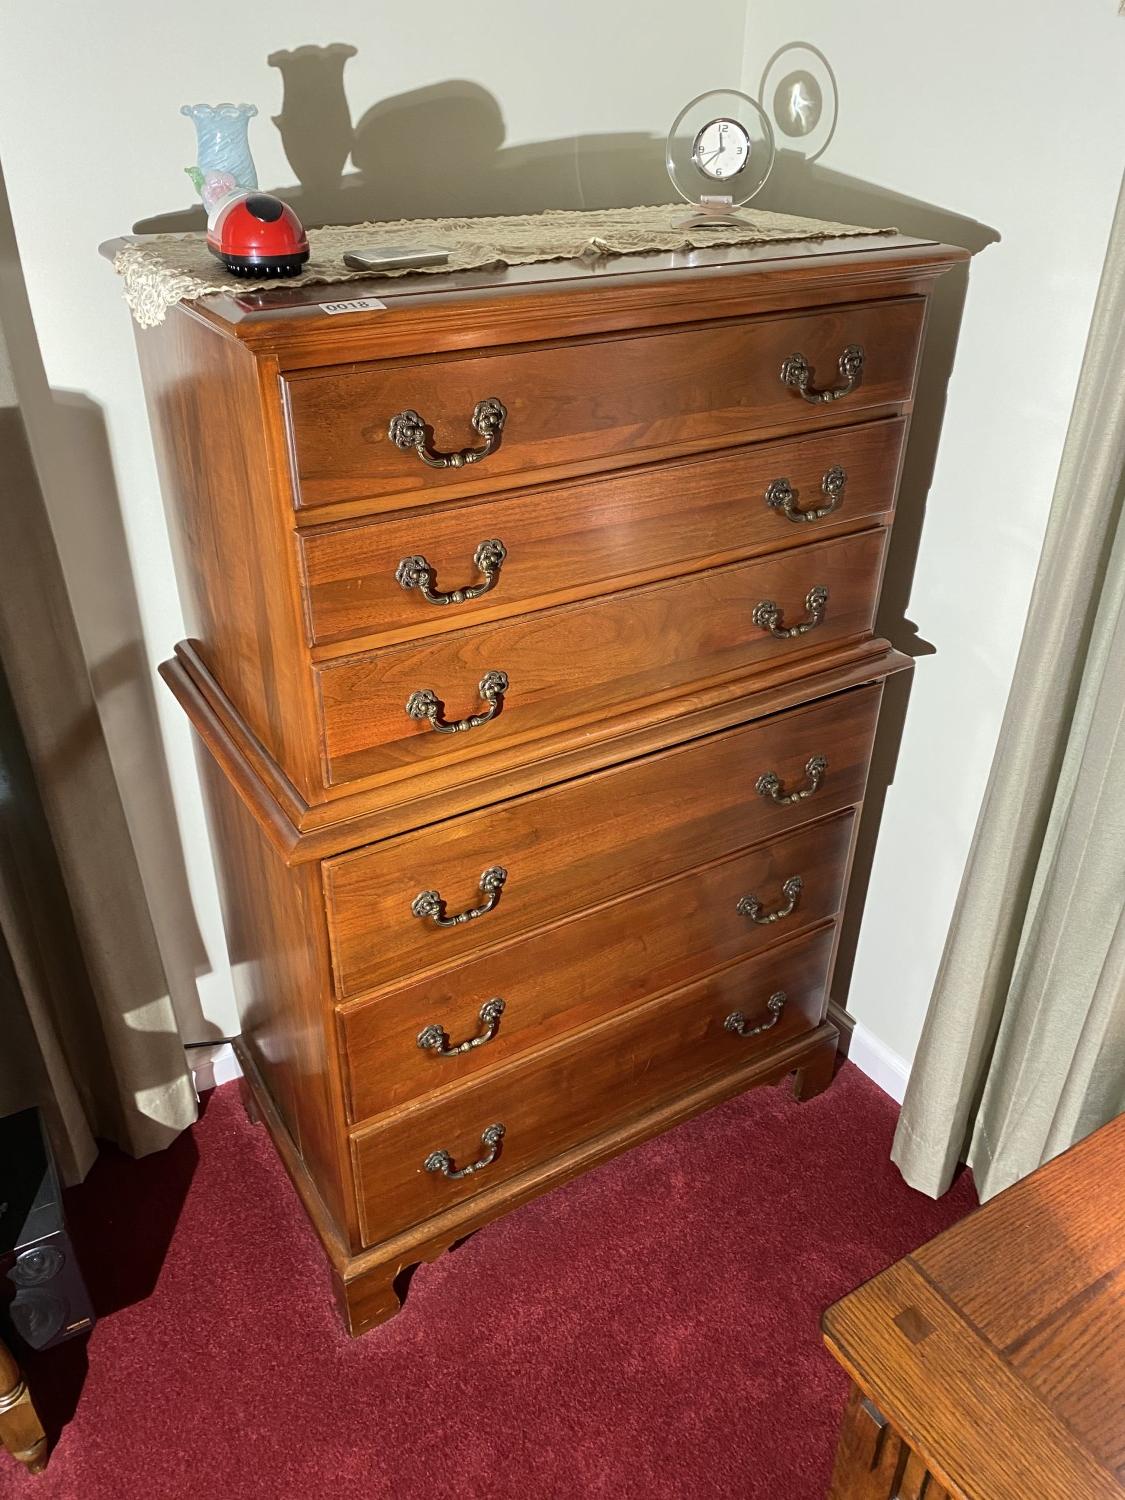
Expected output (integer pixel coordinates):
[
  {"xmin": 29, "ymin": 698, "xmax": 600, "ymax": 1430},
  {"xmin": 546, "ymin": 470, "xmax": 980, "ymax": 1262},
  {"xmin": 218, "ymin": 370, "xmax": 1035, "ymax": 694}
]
[{"xmin": 821, "ymin": 1256, "xmax": 1125, "ymax": 1500}]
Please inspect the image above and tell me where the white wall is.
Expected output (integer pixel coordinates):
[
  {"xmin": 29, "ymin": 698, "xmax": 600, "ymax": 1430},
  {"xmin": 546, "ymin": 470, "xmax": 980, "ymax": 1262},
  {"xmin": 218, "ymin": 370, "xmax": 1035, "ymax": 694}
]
[
  {"xmin": 0, "ymin": 2, "xmax": 748, "ymax": 1042},
  {"xmin": 3, "ymin": 2, "xmax": 1122, "ymax": 1078},
  {"xmin": 743, "ymin": 2, "xmax": 1125, "ymax": 1070}
]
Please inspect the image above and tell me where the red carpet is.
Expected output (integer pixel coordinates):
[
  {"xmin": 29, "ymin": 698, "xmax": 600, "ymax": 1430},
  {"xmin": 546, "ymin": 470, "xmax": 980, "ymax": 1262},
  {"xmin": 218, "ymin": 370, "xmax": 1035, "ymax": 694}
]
[{"xmin": 4, "ymin": 1063, "xmax": 975, "ymax": 1500}]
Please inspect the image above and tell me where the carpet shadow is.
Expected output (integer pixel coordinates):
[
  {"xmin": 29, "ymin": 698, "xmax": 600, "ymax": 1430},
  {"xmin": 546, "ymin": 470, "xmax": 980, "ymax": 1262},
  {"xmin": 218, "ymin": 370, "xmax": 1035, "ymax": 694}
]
[{"xmin": 19, "ymin": 1098, "xmax": 203, "ymax": 1450}]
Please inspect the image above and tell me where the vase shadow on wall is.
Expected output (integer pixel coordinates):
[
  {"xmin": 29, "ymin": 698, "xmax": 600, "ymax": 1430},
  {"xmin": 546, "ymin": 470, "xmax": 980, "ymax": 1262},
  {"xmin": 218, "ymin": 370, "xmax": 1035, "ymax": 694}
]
[{"xmin": 133, "ymin": 68, "xmax": 669, "ymax": 234}]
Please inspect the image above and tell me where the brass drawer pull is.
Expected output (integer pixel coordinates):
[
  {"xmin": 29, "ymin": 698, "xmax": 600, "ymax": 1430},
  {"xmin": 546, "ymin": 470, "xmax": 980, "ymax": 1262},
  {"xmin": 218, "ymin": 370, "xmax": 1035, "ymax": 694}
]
[
  {"xmin": 425, "ymin": 1123, "xmax": 506, "ymax": 1180},
  {"xmin": 780, "ymin": 344, "xmax": 864, "ymax": 404},
  {"xmin": 417, "ymin": 998, "xmax": 506, "ymax": 1057},
  {"xmin": 725, "ymin": 991, "xmax": 787, "ymax": 1038},
  {"xmin": 756, "ymin": 755, "xmax": 828, "ymax": 806},
  {"xmin": 765, "ymin": 466, "xmax": 847, "ymax": 524},
  {"xmin": 412, "ymin": 866, "xmax": 507, "ymax": 927},
  {"xmin": 737, "ymin": 875, "xmax": 803, "ymax": 926},
  {"xmin": 752, "ymin": 586, "xmax": 828, "ymax": 639},
  {"xmin": 406, "ymin": 670, "xmax": 508, "ymax": 734},
  {"xmin": 396, "ymin": 539, "xmax": 508, "ymax": 606},
  {"xmin": 388, "ymin": 397, "xmax": 508, "ymax": 470}
]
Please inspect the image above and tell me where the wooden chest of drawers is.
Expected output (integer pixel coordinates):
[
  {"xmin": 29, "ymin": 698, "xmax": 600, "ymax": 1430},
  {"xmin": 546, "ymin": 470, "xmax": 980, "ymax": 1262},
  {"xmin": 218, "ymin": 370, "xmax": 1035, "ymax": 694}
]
[{"xmin": 134, "ymin": 230, "xmax": 964, "ymax": 1334}]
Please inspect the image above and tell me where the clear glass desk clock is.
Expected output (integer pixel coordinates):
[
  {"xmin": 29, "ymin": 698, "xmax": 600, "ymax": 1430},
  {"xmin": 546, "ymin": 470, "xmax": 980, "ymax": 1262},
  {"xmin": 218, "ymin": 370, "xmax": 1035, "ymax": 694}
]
[{"xmin": 666, "ymin": 89, "xmax": 776, "ymax": 229}]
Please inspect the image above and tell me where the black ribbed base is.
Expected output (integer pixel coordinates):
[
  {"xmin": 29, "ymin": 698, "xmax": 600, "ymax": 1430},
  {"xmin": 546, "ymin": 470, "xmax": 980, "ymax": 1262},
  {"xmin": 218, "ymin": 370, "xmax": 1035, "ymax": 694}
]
[{"xmin": 209, "ymin": 249, "xmax": 310, "ymax": 278}]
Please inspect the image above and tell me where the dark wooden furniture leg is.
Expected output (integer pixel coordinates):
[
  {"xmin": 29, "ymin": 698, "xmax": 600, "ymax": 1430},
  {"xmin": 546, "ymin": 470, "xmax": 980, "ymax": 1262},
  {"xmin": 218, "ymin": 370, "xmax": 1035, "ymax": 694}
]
[
  {"xmin": 792, "ymin": 1028, "xmax": 839, "ymax": 1101},
  {"xmin": 0, "ymin": 1335, "xmax": 48, "ymax": 1475}
]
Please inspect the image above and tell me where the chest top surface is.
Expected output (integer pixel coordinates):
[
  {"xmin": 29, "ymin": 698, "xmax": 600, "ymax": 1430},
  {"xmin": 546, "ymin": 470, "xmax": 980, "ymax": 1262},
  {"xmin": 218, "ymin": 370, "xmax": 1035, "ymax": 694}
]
[{"xmin": 163, "ymin": 232, "xmax": 966, "ymax": 367}]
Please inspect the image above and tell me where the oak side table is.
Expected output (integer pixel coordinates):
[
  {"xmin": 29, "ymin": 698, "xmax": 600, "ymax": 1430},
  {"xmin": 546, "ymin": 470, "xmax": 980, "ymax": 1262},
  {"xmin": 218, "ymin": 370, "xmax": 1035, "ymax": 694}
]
[{"xmin": 822, "ymin": 1113, "xmax": 1125, "ymax": 1499}]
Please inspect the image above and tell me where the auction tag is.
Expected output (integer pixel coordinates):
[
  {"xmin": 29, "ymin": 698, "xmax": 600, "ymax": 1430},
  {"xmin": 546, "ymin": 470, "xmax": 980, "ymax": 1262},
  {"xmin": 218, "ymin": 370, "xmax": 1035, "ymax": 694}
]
[{"xmin": 321, "ymin": 296, "xmax": 387, "ymax": 315}]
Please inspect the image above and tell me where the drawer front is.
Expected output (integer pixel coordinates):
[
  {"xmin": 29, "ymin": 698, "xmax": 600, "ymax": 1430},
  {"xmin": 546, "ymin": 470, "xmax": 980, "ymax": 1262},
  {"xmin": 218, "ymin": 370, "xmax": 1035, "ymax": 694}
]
[
  {"xmin": 300, "ymin": 418, "xmax": 907, "ymax": 648},
  {"xmin": 351, "ymin": 923, "xmax": 836, "ymax": 1245},
  {"xmin": 325, "ymin": 682, "xmax": 880, "ymax": 999},
  {"xmin": 316, "ymin": 526, "xmax": 887, "ymax": 788},
  {"xmin": 340, "ymin": 813, "xmax": 854, "ymax": 1123},
  {"xmin": 284, "ymin": 299, "xmax": 925, "ymax": 511}
]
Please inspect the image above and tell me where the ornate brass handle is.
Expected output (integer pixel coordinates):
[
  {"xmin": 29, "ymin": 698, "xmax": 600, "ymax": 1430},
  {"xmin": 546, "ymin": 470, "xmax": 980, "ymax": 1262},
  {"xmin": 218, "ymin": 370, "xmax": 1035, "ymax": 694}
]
[
  {"xmin": 424, "ymin": 1123, "xmax": 506, "ymax": 1180},
  {"xmin": 780, "ymin": 345, "xmax": 864, "ymax": 404},
  {"xmin": 765, "ymin": 466, "xmax": 847, "ymax": 524},
  {"xmin": 752, "ymin": 586, "xmax": 828, "ymax": 639},
  {"xmin": 756, "ymin": 755, "xmax": 828, "ymax": 806},
  {"xmin": 412, "ymin": 866, "xmax": 507, "ymax": 927},
  {"xmin": 406, "ymin": 670, "xmax": 508, "ymax": 734},
  {"xmin": 388, "ymin": 397, "xmax": 508, "ymax": 469},
  {"xmin": 396, "ymin": 539, "xmax": 508, "ymax": 606},
  {"xmin": 737, "ymin": 875, "xmax": 803, "ymax": 926},
  {"xmin": 417, "ymin": 998, "xmax": 506, "ymax": 1057},
  {"xmin": 725, "ymin": 991, "xmax": 787, "ymax": 1038}
]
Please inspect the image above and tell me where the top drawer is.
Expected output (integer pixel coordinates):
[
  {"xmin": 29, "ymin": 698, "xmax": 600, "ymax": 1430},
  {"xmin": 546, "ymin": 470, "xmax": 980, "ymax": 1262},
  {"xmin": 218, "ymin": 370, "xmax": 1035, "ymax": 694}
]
[{"xmin": 283, "ymin": 298, "xmax": 926, "ymax": 512}]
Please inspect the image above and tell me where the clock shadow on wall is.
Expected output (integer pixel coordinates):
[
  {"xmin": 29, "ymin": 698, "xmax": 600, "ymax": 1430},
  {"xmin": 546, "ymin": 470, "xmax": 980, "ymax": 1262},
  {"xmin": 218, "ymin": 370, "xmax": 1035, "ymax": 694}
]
[{"xmin": 133, "ymin": 40, "xmax": 1001, "ymax": 1032}]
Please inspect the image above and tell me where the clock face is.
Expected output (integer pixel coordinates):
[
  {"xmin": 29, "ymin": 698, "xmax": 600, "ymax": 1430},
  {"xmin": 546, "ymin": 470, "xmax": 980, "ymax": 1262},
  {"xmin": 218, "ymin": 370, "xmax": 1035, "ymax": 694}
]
[{"xmin": 691, "ymin": 117, "xmax": 751, "ymax": 180}]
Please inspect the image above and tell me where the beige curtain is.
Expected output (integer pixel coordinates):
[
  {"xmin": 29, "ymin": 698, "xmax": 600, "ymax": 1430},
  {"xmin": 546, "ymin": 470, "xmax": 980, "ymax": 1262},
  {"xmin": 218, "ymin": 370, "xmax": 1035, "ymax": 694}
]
[
  {"xmin": 893, "ymin": 175, "xmax": 1125, "ymax": 1201},
  {"xmin": 0, "ymin": 314, "xmax": 196, "ymax": 1185}
]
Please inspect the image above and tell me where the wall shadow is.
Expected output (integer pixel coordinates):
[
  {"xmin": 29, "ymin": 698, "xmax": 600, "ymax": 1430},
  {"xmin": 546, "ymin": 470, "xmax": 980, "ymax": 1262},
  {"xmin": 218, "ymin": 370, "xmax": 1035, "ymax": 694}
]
[
  {"xmin": 753, "ymin": 147, "xmax": 1000, "ymax": 1016},
  {"xmin": 135, "ymin": 65, "xmax": 668, "ymax": 234},
  {"xmin": 0, "ymin": 498, "xmax": 203, "ymax": 1451},
  {"xmin": 31, "ymin": 391, "xmax": 217, "ymax": 1043},
  {"xmin": 0, "ymin": 161, "xmax": 217, "ymax": 1079}
]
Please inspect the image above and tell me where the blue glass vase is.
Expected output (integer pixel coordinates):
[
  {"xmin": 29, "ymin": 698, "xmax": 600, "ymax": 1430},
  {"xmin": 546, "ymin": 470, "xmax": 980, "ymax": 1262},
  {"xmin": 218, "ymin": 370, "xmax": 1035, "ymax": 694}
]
[{"xmin": 181, "ymin": 102, "xmax": 258, "ymax": 211}]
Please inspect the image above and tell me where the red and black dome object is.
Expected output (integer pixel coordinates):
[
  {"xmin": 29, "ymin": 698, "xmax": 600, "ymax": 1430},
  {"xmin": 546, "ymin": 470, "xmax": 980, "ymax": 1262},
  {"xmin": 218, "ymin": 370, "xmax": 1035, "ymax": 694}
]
[{"xmin": 206, "ymin": 193, "xmax": 310, "ymax": 277}]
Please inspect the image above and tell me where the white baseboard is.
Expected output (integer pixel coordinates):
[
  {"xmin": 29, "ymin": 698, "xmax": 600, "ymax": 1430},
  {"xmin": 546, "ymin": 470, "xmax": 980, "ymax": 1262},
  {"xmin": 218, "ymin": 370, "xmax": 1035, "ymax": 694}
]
[
  {"xmin": 847, "ymin": 1022, "xmax": 910, "ymax": 1104},
  {"xmin": 189, "ymin": 1043, "xmax": 243, "ymax": 1094}
]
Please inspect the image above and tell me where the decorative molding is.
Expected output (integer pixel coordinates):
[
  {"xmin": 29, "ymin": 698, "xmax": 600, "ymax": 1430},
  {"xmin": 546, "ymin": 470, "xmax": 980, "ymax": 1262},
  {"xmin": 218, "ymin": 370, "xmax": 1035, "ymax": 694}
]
[
  {"xmin": 189, "ymin": 1043, "xmax": 243, "ymax": 1094},
  {"xmin": 163, "ymin": 635, "xmax": 910, "ymax": 863},
  {"xmin": 843, "ymin": 1019, "xmax": 911, "ymax": 1104}
]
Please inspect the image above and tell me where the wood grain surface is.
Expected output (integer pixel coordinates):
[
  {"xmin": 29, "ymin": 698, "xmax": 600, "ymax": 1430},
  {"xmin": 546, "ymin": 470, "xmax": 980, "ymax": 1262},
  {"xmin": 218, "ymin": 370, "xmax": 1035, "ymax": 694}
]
[
  {"xmin": 299, "ymin": 417, "xmax": 907, "ymax": 651},
  {"xmin": 324, "ymin": 686, "xmax": 878, "ymax": 998},
  {"xmin": 823, "ymin": 1116, "xmax": 1125, "ymax": 1498},
  {"xmin": 316, "ymin": 526, "xmax": 888, "ymax": 787},
  {"xmin": 134, "ymin": 234, "xmax": 963, "ymax": 1331},
  {"xmin": 164, "ymin": 637, "xmax": 908, "ymax": 857},
  {"xmin": 135, "ymin": 310, "xmax": 324, "ymax": 798},
  {"xmin": 198, "ymin": 752, "xmax": 355, "ymax": 1240},
  {"xmin": 283, "ymin": 298, "xmax": 925, "ymax": 510},
  {"xmin": 338, "ymin": 879, "xmax": 841, "ymax": 1124},
  {"xmin": 350, "ymin": 933, "xmax": 844, "ymax": 1245},
  {"xmin": 331, "ymin": 806, "xmax": 855, "ymax": 1022}
]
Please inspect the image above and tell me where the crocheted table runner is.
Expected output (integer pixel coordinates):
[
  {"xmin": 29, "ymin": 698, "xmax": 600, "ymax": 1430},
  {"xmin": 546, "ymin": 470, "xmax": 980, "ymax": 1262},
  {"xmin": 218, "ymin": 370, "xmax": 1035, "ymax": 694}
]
[{"xmin": 113, "ymin": 203, "xmax": 894, "ymax": 328}]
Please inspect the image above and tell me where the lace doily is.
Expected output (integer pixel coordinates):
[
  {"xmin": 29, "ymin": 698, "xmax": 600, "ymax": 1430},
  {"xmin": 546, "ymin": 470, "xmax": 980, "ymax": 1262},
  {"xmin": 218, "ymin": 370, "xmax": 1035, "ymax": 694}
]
[{"xmin": 113, "ymin": 204, "xmax": 894, "ymax": 328}]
